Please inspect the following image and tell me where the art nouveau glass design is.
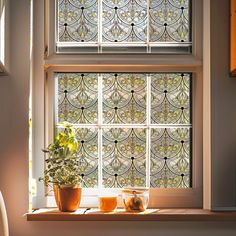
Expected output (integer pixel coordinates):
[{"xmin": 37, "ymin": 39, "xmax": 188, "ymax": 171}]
[
  {"xmin": 151, "ymin": 73, "xmax": 190, "ymax": 124},
  {"xmin": 103, "ymin": 73, "xmax": 146, "ymax": 124},
  {"xmin": 57, "ymin": 0, "xmax": 191, "ymax": 52},
  {"xmin": 150, "ymin": 128, "xmax": 191, "ymax": 188},
  {"xmin": 57, "ymin": 73, "xmax": 98, "ymax": 124},
  {"xmin": 56, "ymin": 127, "xmax": 98, "ymax": 188},
  {"xmin": 102, "ymin": 0, "xmax": 147, "ymax": 42},
  {"xmin": 75, "ymin": 128, "xmax": 98, "ymax": 188},
  {"xmin": 103, "ymin": 128, "xmax": 146, "ymax": 188},
  {"xmin": 58, "ymin": 0, "xmax": 98, "ymax": 42},
  {"xmin": 55, "ymin": 72, "xmax": 192, "ymax": 188},
  {"xmin": 149, "ymin": 0, "xmax": 190, "ymax": 42}
]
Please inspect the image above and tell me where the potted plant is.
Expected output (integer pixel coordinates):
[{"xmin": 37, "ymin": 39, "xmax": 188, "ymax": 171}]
[{"xmin": 39, "ymin": 123, "xmax": 82, "ymax": 212}]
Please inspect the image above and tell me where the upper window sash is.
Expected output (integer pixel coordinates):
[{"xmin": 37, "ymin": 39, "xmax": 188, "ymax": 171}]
[
  {"xmin": 45, "ymin": 0, "xmax": 202, "ymax": 60},
  {"xmin": 56, "ymin": 0, "xmax": 191, "ymax": 53}
]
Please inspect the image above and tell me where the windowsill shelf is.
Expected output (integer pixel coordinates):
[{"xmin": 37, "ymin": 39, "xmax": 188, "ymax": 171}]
[{"xmin": 26, "ymin": 208, "xmax": 236, "ymax": 221}]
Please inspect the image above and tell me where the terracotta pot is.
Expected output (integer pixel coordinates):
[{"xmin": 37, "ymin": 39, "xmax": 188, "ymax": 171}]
[
  {"xmin": 58, "ymin": 185, "xmax": 82, "ymax": 212},
  {"xmin": 53, "ymin": 185, "xmax": 60, "ymax": 209}
]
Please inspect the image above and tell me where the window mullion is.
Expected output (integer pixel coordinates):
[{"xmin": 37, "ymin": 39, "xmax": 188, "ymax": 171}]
[
  {"xmin": 55, "ymin": 0, "xmax": 58, "ymax": 45},
  {"xmin": 98, "ymin": 73, "xmax": 103, "ymax": 189},
  {"xmin": 98, "ymin": 0, "xmax": 102, "ymax": 53},
  {"xmin": 147, "ymin": 0, "xmax": 150, "ymax": 53},
  {"xmin": 146, "ymin": 74, "xmax": 151, "ymax": 187},
  {"xmin": 54, "ymin": 73, "xmax": 59, "ymax": 126}
]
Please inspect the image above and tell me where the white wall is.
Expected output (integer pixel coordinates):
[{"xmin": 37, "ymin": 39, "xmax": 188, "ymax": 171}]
[{"xmin": 0, "ymin": 0, "xmax": 236, "ymax": 236}]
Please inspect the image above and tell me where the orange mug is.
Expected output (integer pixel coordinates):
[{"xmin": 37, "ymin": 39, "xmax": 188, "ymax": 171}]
[{"xmin": 98, "ymin": 196, "xmax": 118, "ymax": 212}]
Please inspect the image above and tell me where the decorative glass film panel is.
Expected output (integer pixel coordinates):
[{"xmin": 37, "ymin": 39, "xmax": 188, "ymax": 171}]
[
  {"xmin": 102, "ymin": 128, "xmax": 146, "ymax": 188},
  {"xmin": 56, "ymin": 127, "xmax": 98, "ymax": 188},
  {"xmin": 57, "ymin": 73, "xmax": 98, "ymax": 124},
  {"xmin": 103, "ymin": 73, "xmax": 146, "ymax": 124},
  {"xmin": 56, "ymin": 0, "xmax": 191, "ymax": 53},
  {"xmin": 149, "ymin": 0, "xmax": 190, "ymax": 42},
  {"xmin": 58, "ymin": 0, "xmax": 98, "ymax": 42},
  {"xmin": 75, "ymin": 128, "xmax": 98, "ymax": 187},
  {"xmin": 55, "ymin": 72, "xmax": 192, "ymax": 189},
  {"xmin": 102, "ymin": 0, "xmax": 147, "ymax": 42},
  {"xmin": 150, "ymin": 128, "xmax": 191, "ymax": 188},
  {"xmin": 151, "ymin": 73, "xmax": 191, "ymax": 124}
]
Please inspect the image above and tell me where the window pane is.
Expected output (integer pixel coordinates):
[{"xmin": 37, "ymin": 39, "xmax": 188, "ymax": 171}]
[
  {"xmin": 151, "ymin": 73, "xmax": 191, "ymax": 124},
  {"xmin": 55, "ymin": 72, "xmax": 192, "ymax": 189},
  {"xmin": 58, "ymin": 0, "xmax": 98, "ymax": 42},
  {"xmin": 149, "ymin": 0, "xmax": 190, "ymax": 43},
  {"xmin": 57, "ymin": 73, "xmax": 98, "ymax": 124},
  {"xmin": 56, "ymin": 0, "xmax": 191, "ymax": 53},
  {"xmin": 75, "ymin": 128, "xmax": 98, "ymax": 188},
  {"xmin": 150, "ymin": 128, "xmax": 191, "ymax": 188},
  {"xmin": 103, "ymin": 73, "xmax": 146, "ymax": 124},
  {"xmin": 102, "ymin": 128, "xmax": 146, "ymax": 188},
  {"xmin": 102, "ymin": 0, "xmax": 147, "ymax": 42},
  {"xmin": 56, "ymin": 127, "xmax": 99, "ymax": 188}
]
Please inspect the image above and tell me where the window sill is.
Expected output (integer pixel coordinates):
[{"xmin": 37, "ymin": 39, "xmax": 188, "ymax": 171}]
[{"xmin": 26, "ymin": 208, "xmax": 236, "ymax": 221}]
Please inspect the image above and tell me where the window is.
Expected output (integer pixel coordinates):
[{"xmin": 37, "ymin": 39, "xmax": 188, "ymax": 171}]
[{"xmin": 32, "ymin": 0, "xmax": 203, "ymax": 209}]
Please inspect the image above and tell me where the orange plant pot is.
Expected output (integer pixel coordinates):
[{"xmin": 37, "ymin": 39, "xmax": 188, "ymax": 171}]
[
  {"xmin": 58, "ymin": 186, "xmax": 82, "ymax": 212},
  {"xmin": 53, "ymin": 185, "xmax": 60, "ymax": 208}
]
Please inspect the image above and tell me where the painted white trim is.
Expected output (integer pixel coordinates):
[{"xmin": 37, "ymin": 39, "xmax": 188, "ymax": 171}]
[
  {"xmin": 31, "ymin": 0, "xmax": 47, "ymax": 208},
  {"xmin": 55, "ymin": 42, "xmax": 192, "ymax": 48},
  {"xmin": 45, "ymin": 54, "xmax": 202, "ymax": 69}
]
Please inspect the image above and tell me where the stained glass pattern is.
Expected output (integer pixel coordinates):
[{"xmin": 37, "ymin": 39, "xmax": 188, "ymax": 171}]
[
  {"xmin": 57, "ymin": 73, "xmax": 98, "ymax": 124},
  {"xmin": 75, "ymin": 128, "xmax": 98, "ymax": 188},
  {"xmin": 150, "ymin": 128, "xmax": 191, "ymax": 188},
  {"xmin": 102, "ymin": 0, "xmax": 147, "ymax": 42},
  {"xmin": 149, "ymin": 0, "xmax": 190, "ymax": 42},
  {"xmin": 103, "ymin": 74, "xmax": 146, "ymax": 124},
  {"xmin": 151, "ymin": 73, "xmax": 190, "ymax": 124},
  {"xmin": 103, "ymin": 128, "xmax": 146, "ymax": 188},
  {"xmin": 55, "ymin": 72, "xmax": 192, "ymax": 189},
  {"xmin": 56, "ymin": 127, "xmax": 98, "ymax": 188},
  {"xmin": 57, "ymin": 0, "xmax": 191, "ymax": 51},
  {"xmin": 58, "ymin": 0, "xmax": 98, "ymax": 42}
]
